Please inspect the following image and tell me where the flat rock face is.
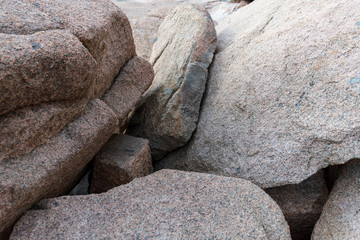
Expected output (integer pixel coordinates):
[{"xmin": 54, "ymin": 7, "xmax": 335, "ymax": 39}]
[
  {"xmin": 266, "ymin": 170, "xmax": 328, "ymax": 240},
  {"xmin": 102, "ymin": 56, "xmax": 154, "ymax": 131},
  {"xmin": 312, "ymin": 159, "xmax": 360, "ymax": 240},
  {"xmin": 11, "ymin": 170, "xmax": 291, "ymax": 240},
  {"xmin": 0, "ymin": 99, "xmax": 117, "ymax": 233},
  {"xmin": 0, "ymin": 99, "xmax": 87, "ymax": 161},
  {"xmin": 0, "ymin": 30, "xmax": 95, "ymax": 116},
  {"xmin": 128, "ymin": 4, "xmax": 217, "ymax": 160},
  {"xmin": 90, "ymin": 134, "xmax": 152, "ymax": 193},
  {"xmin": 0, "ymin": 0, "xmax": 135, "ymax": 100},
  {"xmin": 158, "ymin": 0, "xmax": 360, "ymax": 187}
]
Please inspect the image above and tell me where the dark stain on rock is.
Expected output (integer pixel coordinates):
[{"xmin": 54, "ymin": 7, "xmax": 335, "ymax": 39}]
[{"xmin": 31, "ymin": 43, "xmax": 41, "ymax": 50}]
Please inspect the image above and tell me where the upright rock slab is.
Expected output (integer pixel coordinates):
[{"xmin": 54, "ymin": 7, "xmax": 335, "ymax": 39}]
[
  {"xmin": 158, "ymin": 0, "xmax": 360, "ymax": 187},
  {"xmin": 312, "ymin": 159, "xmax": 360, "ymax": 240},
  {"xmin": 0, "ymin": 99, "xmax": 117, "ymax": 234},
  {"xmin": 90, "ymin": 134, "xmax": 152, "ymax": 193},
  {"xmin": 11, "ymin": 170, "xmax": 291, "ymax": 240},
  {"xmin": 266, "ymin": 170, "xmax": 328, "ymax": 240},
  {"xmin": 128, "ymin": 3, "xmax": 217, "ymax": 160}
]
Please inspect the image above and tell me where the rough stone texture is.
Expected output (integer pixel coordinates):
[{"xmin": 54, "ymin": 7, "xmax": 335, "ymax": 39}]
[
  {"xmin": 102, "ymin": 56, "xmax": 154, "ymax": 131},
  {"xmin": 265, "ymin": 170, "xmax": 329, "ymax": 240},
  {"xmin": 0, "ymin": 99, "xmax": 87, "ymax": 162},
  {"xmin": 11, "ymin": 170, "xmax": 291, "ymax": 240},
  {"xmin": 157, "ymin": 0, "xmax": 360, "ymax": 187},
  {"xmin": 0, "ymin": 99, "xmax": 117, "ymax": 234},
  {"xmin": 90, "ymin": 134, "xmax": 152, "ymax": 193},
  {"xmin": 114, "ymin": 0, "xmax": 245, "ymax": 60},
  {"xmin": 1, "ymin": 0, "xmax": 135, "ymax": 99},
  {"xmin": 128, "ymin": 4, "xmax": 217, "ymax": 160},
  {"xmin": 0, "ymin": 30, "xmax": 95, "ymax": 116},
  {"xmin": 312, "ymin": 159, "xmax": 360, "ymax": 240}
]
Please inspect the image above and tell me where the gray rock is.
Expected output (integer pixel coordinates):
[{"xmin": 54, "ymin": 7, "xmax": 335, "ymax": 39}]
[
  {"xmin": 68, "ymin": 170, "xmax": 91, "ymax": 196},
  {"xmin": 0, "ymin": 99, "xmax": 117, "ymax": 233},
  {"xmin": 114, "ymin": 0, "xmax": 244, "ymax": 60},
  {"xmin": 128, "ymin": 3, "xmax": 217, "ymax": 160},
  {"xmin": 11, "ymin": 170, "xmax": 291, "ymax": 240},
  {"xmin": 266, "ymin": 170, "xmax": 329, "ymax": 240},
  {"xmin": 90, "ymin": 134, "xmax": 153, "ymax": 193},
  {"xmin": 157, "ymin": 0, "xmax": 360, "ymax": 187},
  {"xmin": 312, "ymin": 159, "xmax": 360, "ymax": 240}
]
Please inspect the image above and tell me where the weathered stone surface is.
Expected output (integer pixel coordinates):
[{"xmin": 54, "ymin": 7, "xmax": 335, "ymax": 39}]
[
  {"xmin": 11, "ymin": 170, "xmax": 291, "ymax": 240},
  {"xmin": 102, "ymin": 56, "xmax": 154, "ymax": 131},
  {"xmin": 157, "ymin": 0, "xmax": 360, "ymax": 187},
  {"xmin": 312, "ymin": 159, "xmax": 360, "ymax": 240},
  {"xmin": 114, "ymin": 0, "xmax": 245, "ymax": 60},
  {"xmin": 90, "ymin": 134, "xmax": 152, "ymax": 193},
  {"xmin": 0, "ymin": 30, "xmax": 95, "ymax": 116},
  {"xmin": 0, "ymin": 99, "xmax": 87, "ymax": 162},
  {"xmin": 1, "ymin": 0, "xmax": 135, "ymax": 101},
  {"xmin": 128, "ymin": 4, "xmax": 217, "ymax": 160},
  {"xmin": 0, "ymin": 99, "xmax": 117, "ymax": 234},
  {"xmin": 266, "ymin": 170, "xmax": 329, "ymax": 240}
]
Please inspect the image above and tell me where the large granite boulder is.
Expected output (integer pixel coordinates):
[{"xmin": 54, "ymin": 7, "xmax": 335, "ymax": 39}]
[
  {"xmin": 90, "ymin": 134, "xmax": 152, "ymax": 193},
  {"xmin": 0, "ymin": 99, "xmax": 118, "ymax": 234},
  {"xmin": 0, "ymin": 0, "xmax": 151, "ymax": 235},
  {"xmin": 114, "ymin": 0, "xmax": 247, "ymax": 60},
  {"xmin": 157, "ymin": 0, "xmax": 360, "ymax": 187},
  {"xmin": 11, "ymin": 170, "xmax": 291, "ymax": 239},
  {"xmin": 266, "ymin": 170, "xmax": 329, "ymax": 240},
  {"xmin": 128, "ymin": 3, "xmax": 217, "ymax": 160},
  {"xmin": 312, "ymin": 159, "xmax": 360, "ymax": 240}
]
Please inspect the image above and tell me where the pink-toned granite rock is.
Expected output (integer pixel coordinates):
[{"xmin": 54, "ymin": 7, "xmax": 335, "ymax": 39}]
[
  {"xmin": 29, "ymin": 0, "xmax": 136, "ymax": 97},
  {"xmin": 90, "ymin": 134, "xmax": 152, "ymax": 193},
  {"xmin": 0, "ymin": 99, "xmax": 87, "ymax": 162},
  {"xmin": 0, "ymin": 30, "xmax": 95, "ymax": 116},
  {"xmin": 265, "ymin": 170, "xmax": 329, "ymax": 240},
  {"xmin": 102, "ymin": 56, "xmax": 154, "ymax": 131},
  {"xmin": 0, "ymin": 99, "xmax": 117, "ymax": 234},
  {"xmin": 312, "ymin": 159, "xmax": 360, "ymax": 240},
  {"xmin": 128, "ymin": 3, "xmax": 217, "ymax": 160},
  {"xmin": 0, "ymin": 0, "xmax": 136, "ymax": 102},
  {"xmin": 11, "ymin": 170, "xmax": 291, "ymax": 240}
]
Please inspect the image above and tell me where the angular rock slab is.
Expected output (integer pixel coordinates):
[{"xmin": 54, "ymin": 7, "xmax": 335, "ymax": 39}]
[
  {"xmin": 128, "ymin": 3, "xmax": 217, "ymax": 160},
  {"xmin": 11, "ymin": 170, "xmax": 291, "ymax": 240},
  {"xmin": 0, "ymin": 30, "xmax": 95, "ymax": 116},
  {"xmin": 266, "ymin": 170, "xmax": 328, "ymax": 240},
  {"xmin": 102, "ymin": 56, "xmax": 154, "ymax": 131},
  {"xmin": 312, "ymin": 159, "xmax": 360, "ymax": 240},
  {"xmin": 0, "ymin": 99, "xmax": 87, "ymax": 162},
  {"xmin": 0, "ymin": 99, "xmax": 117, "ymax": 233},
  {"xmin": 158, "ymin": 0, "xmax": 360, "ymax": 187},
  {"xmin": 90, "ymin": 134, "xmax": 152, "ymax": 193},
  {"xmin": 0, "ymin": 0, "xmax": 135, "ymax": 100}
]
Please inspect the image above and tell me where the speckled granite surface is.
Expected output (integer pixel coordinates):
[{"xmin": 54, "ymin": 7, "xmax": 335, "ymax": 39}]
[
  {"xmin": 312, "ymin": 159, "xmax": 360, "ymax": 239},
  {"xmin": 11, "ymin": 170, "xmax": 291, "ymax": 240},
  {"xmin": 90, "ymin": 134, "xmax": 152, "ymax": 193},
  {"xmin": 0, "ymin": 99, "xmax": 118, "ymax": 233},
  {"xmin": 102, "ymin": 56, "xmax": 154, "ymax": 131}
]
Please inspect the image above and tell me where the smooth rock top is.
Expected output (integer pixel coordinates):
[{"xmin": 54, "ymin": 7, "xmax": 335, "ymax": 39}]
[
  {"xmin": 128, "ymin": 3, "xmax": 217, "ymax": 160},
  {"xmin": 312, "ymin": 159, "xmax": 360, "ymax": 240},
  {"xmin": 11, "ymin": 170, "xmax": 291, "ymax": 240},
  {"xmin": 158, "ymin": 0, "xmax": 360, "ymax": 187}
]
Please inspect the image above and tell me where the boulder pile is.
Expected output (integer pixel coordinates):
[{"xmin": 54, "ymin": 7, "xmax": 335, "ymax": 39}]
[{"xmin": 1, "ymin": 0, "xmax": 359, "ymax": 239}]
